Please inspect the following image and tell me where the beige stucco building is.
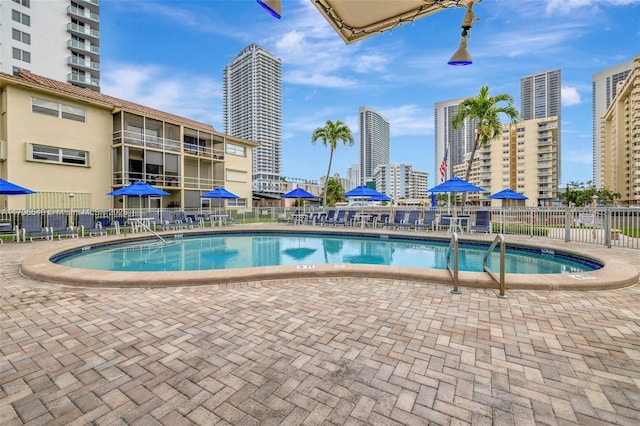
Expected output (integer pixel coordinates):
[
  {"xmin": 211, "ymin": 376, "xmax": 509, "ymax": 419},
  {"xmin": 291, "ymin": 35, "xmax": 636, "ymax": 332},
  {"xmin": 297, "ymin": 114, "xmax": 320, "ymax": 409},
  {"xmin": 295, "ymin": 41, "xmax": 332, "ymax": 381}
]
[
  {"xmin": 600, "ymin": 55, "xmax": 640, "ymax": 206},
  {"xmin": 0, "ymin": 71, "xmax": 258, "ymax": 211},
  {"xmin": 453, "ymin": 116, "xmax": 559, "ymax": 207}
]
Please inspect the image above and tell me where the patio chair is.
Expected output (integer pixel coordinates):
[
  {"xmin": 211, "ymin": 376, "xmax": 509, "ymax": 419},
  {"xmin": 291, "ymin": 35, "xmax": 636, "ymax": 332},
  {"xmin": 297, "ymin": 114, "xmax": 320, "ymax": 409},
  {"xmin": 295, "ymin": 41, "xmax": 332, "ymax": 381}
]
[
  {"xmin": 159, "ymin": 211, "xmax": 180, "ymax": 230},
  {"xmin": 47, "ymin": 213, "xmax": 79, "ymax": 239},
  {"xmin": 397, "ymin": 210, "xmax": 420, "ymax": 230},
  {"xmin": 383, "ymin": 210, "xmax": 406, "ymax": 229},
  {"xmin": 20, "ymin": 214, "xmax": 53, "ymax": 242},
  {"xmin": 457, "ymin": 214, "xmax": 471, "ymax": 233},
  {"xmin": 364, "ymin": 213, "xmax": 379, "ymax": 227},
  {"xmin": 470, "ymin": 210, "xmax": 492, "ymax": 234},
  {"xmin": 320, "ymin": 210, "xmax": 337, "ymax": 226},
  {"xmin": 173, "ymin": 211, "xmax": 191, "ymax": 229},
  {"xmin": 416, "ymin": 210, "xmax": 436, "ymax": 231},
  {"xmin": 436, "ymin": 214, "xmax": 453, "ymax": 231},
  {"xmin": 0, "ymin": 221, "xmax": 18, "ymax": 244},
  {"xmin": 96, "ymin": 217, "xmax": 121, "ymax": 234},
  {"xmin": 335, "ymin": 210, "xmax": 356, "ymax": 226},
  {"xmin": 77, "ymin": 213, "xmax": 106, "ymax": 237},
  {"xmin": 376, "ymin": 213, "xmax": 390, "ymax": 227}
]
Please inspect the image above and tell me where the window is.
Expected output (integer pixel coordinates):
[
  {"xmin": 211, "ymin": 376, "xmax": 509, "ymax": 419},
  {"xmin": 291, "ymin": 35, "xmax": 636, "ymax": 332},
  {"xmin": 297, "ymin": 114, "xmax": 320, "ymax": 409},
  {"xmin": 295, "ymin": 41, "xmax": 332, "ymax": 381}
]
[
  {"xmin": 12, "ymin": 47, "xmax": 30, "ymax": 63},
  {"xmin": 227, "ymin": 198, "xmax": 247, "ymax": 208},
  {"xmin": 226, "ymin": 143, "xmax": 246, "ymax": 156},
  {"xmin": 12, "ymin": 28, "xmax": 30, "ymax": 44},
  {"xmin": 11, "ymin": 9, "xmax": 30, "ymax": 26},
  {"xmin": 27, "ymin": 143, "xmax": 89, "ymax": 167},
  {"xmin": 13, "ymin": 0, "xmax": 30, "ymax": 7},
  {"xmin": 31, "ymin": 97, "xmax": 86, "ymax": 122}
]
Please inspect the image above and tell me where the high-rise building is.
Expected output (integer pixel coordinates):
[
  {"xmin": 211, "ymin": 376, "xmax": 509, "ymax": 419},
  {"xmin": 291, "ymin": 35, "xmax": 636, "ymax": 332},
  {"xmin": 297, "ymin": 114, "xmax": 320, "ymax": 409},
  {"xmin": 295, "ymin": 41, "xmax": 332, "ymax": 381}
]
[
  {"xmin": 521, "ymin": 69, "xmax": 561, "ymax": 183},
  {"xmin": 454, "ymin": 116, "xmax": 559, "ymax": 206},
  {"xmin": 346, "ymin": 164, "xmax": 360, "ymax": 191},
  {"xmin": 434, "ymin": 98, "xmax": 478, "ymax": 183},
  {"xmin": 600, "ymin": 55, "xmax": 640, "ymax": 205},
  {"xmin": 0, "ymin": 0, "xmax": 101, "ymax": 92},
  {"xmin": 358, "ymin": 106, "xmax": 390, "ymax": 185},
  {"xmin": 592, "ymin": 59, "xmax": 634, "ymax": 188},
  {"xmin": 373, "ymin": 163, "xmax": 428, "ymax": 200},
  {"xmin": 223, "ymin": 43, "xmax": 282, "ymax": 194}
]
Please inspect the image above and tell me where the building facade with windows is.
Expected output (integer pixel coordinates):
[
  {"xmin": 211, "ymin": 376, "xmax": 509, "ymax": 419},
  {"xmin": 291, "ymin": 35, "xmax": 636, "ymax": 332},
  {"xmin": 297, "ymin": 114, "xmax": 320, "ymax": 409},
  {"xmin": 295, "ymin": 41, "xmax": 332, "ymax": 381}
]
[
  {"xmin": 593, "ymin": 58, "xmax": 634, "ymax": 189},
  {"xmin": 520, "ymin": 69, "xmax": 561, "ymax": 185},
  {"xmin": 373, "ymin": 163, "xmax": 428, "ymax": 201},
  {"xmin": 453, "ymin": 117, "xmax": 559, "ymax": 206},
  {"xmin": 0, "ymin": 71, "xmax": 257, "ymax": 211},
  {"xmin": 223, "ymin": 43, "xmax": 282, "ymax": 195},
  {"xmin": 358, "ymin": 106, "xmax": 389, "ymax": 185},
  {"xmin": 600, "ymin": 55, "xmax": 640, "ymax": 205},
  {"xmin": 0, "ymin": 0, "xmax": 101, "ymax": 92},
  {"xmin": 434, "ymin": 98, "xmax": 478, "ymax": 184}
]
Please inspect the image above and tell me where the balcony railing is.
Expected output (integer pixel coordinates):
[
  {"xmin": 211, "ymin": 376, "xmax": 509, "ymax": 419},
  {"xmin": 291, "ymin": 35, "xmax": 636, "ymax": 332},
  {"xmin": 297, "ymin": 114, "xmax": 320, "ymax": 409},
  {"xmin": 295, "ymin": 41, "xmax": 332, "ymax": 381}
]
[
  {"xmin": 68, "ymin": 56, "xmax": 100, "ymax": 70},
  {"xmin": 67, "ymin": 23, "xmax": 99, "ymax": 39},
  {"xmin": 113, "ymin": 130, "xmax": 180, "ymax": 152},
  {"xmin": 67, "ymin": 73, "xmax": 99, "ymax": 87},
  {"xmin": 112, "ymin": 172, "xmax": 181, "ymax": 188},
  {"xmin": 67, "ymin": 39, "xmax": 99, "ymax": 55},
  {"xmin": 67, "ymin": 6, "xmax": 99, "ymax": 22},
  {"xmin": 183, "ymin": 143, "xmax": 224, "ymax": 160}
]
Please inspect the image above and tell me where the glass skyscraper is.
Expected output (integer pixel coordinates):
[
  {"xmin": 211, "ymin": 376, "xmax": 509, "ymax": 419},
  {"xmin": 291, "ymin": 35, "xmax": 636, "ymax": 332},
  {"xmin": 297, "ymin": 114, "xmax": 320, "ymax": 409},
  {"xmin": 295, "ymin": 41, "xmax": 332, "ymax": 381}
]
[
  {"xmin": 223, "ymin": 43, "xmax": 282, "ymax": 193},
  {"xmin": 358, "ymin": 106, "xmax": 389, "ymax": 185}
]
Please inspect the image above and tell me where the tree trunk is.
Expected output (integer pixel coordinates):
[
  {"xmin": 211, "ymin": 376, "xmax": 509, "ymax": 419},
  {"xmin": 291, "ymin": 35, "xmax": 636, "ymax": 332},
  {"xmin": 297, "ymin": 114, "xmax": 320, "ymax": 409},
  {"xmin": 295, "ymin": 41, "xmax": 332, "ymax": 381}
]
[
  {"xmin": 462, "ymin": 132, "xmax": 481, "ymax": 207},
  {"xmin": 323, "ymin": 148, "xmax": 335, "ymax": 208}
]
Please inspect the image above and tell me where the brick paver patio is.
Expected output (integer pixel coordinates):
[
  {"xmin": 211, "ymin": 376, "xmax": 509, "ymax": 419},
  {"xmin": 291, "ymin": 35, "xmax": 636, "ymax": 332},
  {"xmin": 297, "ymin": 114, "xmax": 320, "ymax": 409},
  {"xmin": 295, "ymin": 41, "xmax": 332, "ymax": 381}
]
[{"xmin": 1, "ymin": 237, "xmax": 639, "ymax": 425}]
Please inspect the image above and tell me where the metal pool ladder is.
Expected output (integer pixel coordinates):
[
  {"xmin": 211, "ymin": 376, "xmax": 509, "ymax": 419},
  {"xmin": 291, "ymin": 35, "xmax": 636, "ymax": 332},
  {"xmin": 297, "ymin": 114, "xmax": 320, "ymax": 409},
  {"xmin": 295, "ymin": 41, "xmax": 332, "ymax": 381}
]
[
  {"xmin": 483, "ymin": 234, "xmax": 507, "ymax": 298},
  {"xmin": 446, "ymin": 232, "xmax": 460, "ymax": 294}
]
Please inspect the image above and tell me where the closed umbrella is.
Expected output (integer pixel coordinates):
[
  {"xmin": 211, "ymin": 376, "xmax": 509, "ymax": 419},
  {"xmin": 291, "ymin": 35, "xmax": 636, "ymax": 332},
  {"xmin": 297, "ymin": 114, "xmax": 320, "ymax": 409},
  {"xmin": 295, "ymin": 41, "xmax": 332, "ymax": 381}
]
[{"xmin": 201, "ymin": 187, "xmax": 239, "ymax": 226}]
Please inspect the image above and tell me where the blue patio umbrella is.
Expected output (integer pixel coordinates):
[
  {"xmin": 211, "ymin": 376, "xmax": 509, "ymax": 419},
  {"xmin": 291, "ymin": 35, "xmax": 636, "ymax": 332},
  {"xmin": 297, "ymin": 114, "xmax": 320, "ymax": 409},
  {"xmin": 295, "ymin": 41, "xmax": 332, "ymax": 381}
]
[
  {"xmin": 201, "ymin": 187, "xmax": 240, "ymax": 199},
  {"xmin": 0, "ymin": 178, "xmax": 35, "ymax": 195},
  {"xmin": 344, "ymin": 185, "xmax": 385, "ymax": 198},
  {"xmin": 201, "ymin": 187, "xmax": 240, "ymax": 226},
  {"xmin": 427, "ymin": 176, "xmax": 486, "ymax": 193},
  {"xmin": 488, "ymin": 188, "xmax": 528, "ymax": 200},
  {"xmin": 108, "ymin": 181, "xmax": 169, "ymax": 216},
  {"xmin": 283, "ymin": 188, "xmax": 316, "ymax": 199}
]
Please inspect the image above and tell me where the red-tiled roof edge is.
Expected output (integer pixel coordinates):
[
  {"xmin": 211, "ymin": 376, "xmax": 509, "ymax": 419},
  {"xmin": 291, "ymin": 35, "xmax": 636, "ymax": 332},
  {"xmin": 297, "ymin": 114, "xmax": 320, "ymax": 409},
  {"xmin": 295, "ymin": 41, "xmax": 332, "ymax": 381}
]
[{"xmin": 6, "ymin": 70, "xmax": 217, "ymax": 133}]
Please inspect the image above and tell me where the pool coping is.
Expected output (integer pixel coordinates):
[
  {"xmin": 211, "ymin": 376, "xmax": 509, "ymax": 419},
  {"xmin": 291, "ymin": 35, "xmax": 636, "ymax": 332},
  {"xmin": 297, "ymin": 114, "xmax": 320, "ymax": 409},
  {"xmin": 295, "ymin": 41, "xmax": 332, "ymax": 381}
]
[{"xmin": 19, "ymin": 224, "xmax": 639, "ymax": 291}]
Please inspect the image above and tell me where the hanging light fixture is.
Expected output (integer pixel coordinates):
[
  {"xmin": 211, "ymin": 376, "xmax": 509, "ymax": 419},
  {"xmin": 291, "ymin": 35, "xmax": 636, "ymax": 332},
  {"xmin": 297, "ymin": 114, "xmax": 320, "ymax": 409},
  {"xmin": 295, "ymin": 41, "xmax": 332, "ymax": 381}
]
[
  {"xmin": 448, "ymin": 2, "xmax": 479, "ymax": 66},
  {"xmin": 257, "ymin": 0, "xmax": 281, "ymax": 19}
]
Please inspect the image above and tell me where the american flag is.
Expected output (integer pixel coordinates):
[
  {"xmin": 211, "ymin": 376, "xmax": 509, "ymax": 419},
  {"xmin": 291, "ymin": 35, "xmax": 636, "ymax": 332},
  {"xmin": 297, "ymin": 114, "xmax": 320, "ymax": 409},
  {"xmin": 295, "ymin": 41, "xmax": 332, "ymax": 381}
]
[{"xmin": 439, "ymin": 148, "xmax": 448, "ymax": 183}]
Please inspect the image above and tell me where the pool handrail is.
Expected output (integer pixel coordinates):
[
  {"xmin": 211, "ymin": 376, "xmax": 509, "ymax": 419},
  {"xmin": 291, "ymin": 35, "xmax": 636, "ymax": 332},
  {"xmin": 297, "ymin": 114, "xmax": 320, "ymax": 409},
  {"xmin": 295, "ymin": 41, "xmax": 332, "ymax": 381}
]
[
  {"xmin": 483, "ymin": 234, "xmax": 507, "ymax": 298},
  {"xmin": 446, "ymin": 232, "xmax": 460, "ymax": 294}
]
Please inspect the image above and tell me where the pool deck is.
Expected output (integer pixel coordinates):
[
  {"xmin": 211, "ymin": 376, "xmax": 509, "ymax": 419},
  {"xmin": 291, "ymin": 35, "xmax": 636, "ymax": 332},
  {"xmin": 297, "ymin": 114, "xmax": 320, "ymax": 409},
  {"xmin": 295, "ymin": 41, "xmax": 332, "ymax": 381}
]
[{"xmin": 2, "ymin": 224, "xmax": 640, "ymax": 425}]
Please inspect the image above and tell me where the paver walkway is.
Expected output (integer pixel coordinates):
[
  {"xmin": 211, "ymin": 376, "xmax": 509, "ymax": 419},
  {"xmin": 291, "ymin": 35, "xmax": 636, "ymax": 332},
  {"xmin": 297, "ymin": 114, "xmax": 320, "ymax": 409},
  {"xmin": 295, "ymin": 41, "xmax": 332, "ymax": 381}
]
[{"xmin": 1, "ymin": 238, "xmax": 640, "ymax": 425}]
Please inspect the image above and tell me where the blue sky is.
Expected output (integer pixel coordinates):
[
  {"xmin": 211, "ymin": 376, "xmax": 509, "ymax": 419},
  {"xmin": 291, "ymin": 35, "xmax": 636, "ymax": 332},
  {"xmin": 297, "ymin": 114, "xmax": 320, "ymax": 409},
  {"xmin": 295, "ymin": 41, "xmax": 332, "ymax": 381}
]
[{"xmin": 99, "ymin": 0, "xmax": 640, "ymax": 187}]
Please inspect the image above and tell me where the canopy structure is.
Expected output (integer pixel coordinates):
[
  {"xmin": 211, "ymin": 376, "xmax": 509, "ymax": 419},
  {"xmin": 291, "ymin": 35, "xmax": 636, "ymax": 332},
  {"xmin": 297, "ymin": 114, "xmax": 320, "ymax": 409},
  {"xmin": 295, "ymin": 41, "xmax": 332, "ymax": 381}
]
[{"xmin": 311, "ymin": 0, "xmax": 476, "ymax": 44}]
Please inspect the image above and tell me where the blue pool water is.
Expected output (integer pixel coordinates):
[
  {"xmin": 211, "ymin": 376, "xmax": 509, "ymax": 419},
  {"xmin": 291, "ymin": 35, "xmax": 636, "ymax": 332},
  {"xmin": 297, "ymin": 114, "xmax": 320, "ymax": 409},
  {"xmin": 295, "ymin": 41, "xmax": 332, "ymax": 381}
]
[{"xmin": 53, "ymin": 232, "xmax": 601, "ymax": 274}]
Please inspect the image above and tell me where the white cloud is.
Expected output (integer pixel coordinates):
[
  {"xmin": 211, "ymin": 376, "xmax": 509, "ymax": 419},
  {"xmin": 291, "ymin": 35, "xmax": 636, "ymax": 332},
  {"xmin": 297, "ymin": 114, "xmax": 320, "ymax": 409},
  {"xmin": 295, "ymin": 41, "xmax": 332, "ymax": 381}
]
[
  {"xmin": 562, "ymin": 86, "xmax": 582, "ymax": 106},
  {"xmin": 101, "ymin": 63, "xmax": 222, "ymax": 127},
  {"xmin": 377, "ymin": 105, "xmax": 433, "ymax": 137}
]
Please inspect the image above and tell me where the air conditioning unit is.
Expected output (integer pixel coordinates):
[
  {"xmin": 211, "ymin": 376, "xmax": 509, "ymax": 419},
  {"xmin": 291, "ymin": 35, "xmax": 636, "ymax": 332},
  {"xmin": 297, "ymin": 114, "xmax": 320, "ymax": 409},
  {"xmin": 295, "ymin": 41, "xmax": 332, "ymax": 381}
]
[{"xmin": 0, "ymin": 140, "xmax": 6, "ymax": 161}]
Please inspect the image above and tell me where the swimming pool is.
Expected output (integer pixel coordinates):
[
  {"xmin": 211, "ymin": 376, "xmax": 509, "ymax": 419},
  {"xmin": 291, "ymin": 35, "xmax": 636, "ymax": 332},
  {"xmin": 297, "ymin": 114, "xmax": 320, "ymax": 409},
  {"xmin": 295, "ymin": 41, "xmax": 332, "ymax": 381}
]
[{"xmin": 52, "ymin": 230, "xmax": 601, "ymax": 274}]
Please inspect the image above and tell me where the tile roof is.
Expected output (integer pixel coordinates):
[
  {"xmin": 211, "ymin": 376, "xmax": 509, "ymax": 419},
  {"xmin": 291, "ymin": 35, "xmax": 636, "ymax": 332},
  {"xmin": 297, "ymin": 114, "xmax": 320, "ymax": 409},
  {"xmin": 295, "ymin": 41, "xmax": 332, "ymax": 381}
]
[{"xmin": 3, "ymin": 70, "xmax": 217, "ymax": 133}]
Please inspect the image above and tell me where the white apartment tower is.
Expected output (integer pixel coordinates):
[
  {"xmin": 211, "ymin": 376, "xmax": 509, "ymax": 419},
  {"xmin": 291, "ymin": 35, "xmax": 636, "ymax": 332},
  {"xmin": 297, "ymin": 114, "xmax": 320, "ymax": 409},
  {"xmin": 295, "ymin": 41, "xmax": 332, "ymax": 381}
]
[
  {"xmin": 592, "ymin": 59, "xmax": 633, "ymax": 188},
  {"xmin": 359, "ymin": 106, "xmax": 390, "ymax": 185},
  {"xmin": 0, "ymin": 0, "xmax": 101, "ymax": 92},
  {"xmin": 521, "ymin": 69, "xmax": 561, "ymax": 183},
  {"xmin": 223, "ymin": 43, "xmax": 282, "ymax": 193},
  {"xmin": 346, "ymin": 164, "xmax": 360, "ymax": 191},
  {"xmin": 434, "ymin": 98, "xmax": 478, "ymax": 183},
  {"xmin": 373, "ymin": 163, "xmax": 428, "ymax": 200}
]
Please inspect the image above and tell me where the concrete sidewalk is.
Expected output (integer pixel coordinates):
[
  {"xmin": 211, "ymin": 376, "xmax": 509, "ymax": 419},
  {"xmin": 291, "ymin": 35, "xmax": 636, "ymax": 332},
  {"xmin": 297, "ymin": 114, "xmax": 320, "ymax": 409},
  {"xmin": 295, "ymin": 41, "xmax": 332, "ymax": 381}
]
[{"xmin": 1, "ymin": 238, "xmax": 640, "ymax": 425}]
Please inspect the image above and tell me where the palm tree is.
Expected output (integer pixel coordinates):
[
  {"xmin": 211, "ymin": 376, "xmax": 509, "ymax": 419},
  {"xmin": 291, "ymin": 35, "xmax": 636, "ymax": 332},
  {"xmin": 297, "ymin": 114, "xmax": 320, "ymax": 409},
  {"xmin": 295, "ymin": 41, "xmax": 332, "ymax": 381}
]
[
  {"xmin": 451, "ymin": 86, "xmax": 518, "ymax": 204},
  {"xmin": 311, "ymin": 120, "xmax": 354, "ymax": 207}
]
